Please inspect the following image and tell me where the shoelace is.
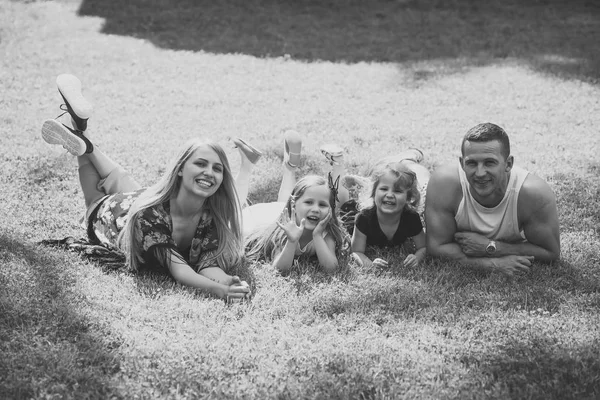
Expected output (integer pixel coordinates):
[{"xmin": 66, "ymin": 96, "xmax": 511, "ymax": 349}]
[
  {"xmin": 55, "ymin": 104, "xmax": 86, "ymax": 135},
  {"xmin": 55, "ymin": 104, "xmax": 69, "ymax": 119}
]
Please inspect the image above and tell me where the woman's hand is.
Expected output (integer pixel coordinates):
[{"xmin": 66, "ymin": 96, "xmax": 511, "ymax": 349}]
[
  {"xmin": 225, "ymin": 275, "xmax": 251, "ymax": 303},
  {"xmin": 276, "ymin": 201, "xmax": 305, "ymax": 243},
  {"xmin": 313, "ymin": 209, "xmax": 331, "ymax": 238}
]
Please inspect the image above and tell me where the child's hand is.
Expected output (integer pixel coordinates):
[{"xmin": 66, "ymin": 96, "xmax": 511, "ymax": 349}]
[
  {"xmin": 276, "ymin": 202, "xmax": 305, "ymax": 243},
  {"xmin": 372, "ymin": 258, "xmax": 388, "ymax": 268},
  {"xmin": 312, "ymin": 209, "xmax": 331, "ymax": 237},
  {"xmin": 403, "ymin": 254, "xmax": 420, "ymax": 268}
]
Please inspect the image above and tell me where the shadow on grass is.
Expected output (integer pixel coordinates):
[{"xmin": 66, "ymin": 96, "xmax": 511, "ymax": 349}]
[
  {"xmin": 77, "ymin": 0, "xmax": 600, "ymax": 83},
  {"xmin": 310, "ymin": 253, "xmax": 600, "ymax": 322},
  {"xmin": 0, "ymin": 233, "xmax": 123, "ymax": 399},
  {"xmin": 459, "ymin": 334, "xmax": 600, "ymax": 399},
  {"xmin": 552, "ymin": 172, "xmax": 600, "ymax": 235}
]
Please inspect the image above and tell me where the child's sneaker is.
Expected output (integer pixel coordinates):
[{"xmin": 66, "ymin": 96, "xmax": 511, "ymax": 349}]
[
  {"xmin": 402, "ymin": 148, "xmax": 424, "ymax": 164},
  {"xmin": 56, "ymin": 74, "xmax": 93, "ymax": 132},
  {"xmin": 232, "ymin": 138, "xmax": 263, "ymax": 164},
  {"xmin": 283, "ymin": 130, "xmax": 302, "ymax": 168},
  {"xmin": 41, "ymin": 119, "xmax": 93, "ymax": 156},
  {"xmin": 320, "ymin": 143, "xmax": 344, "ymax": 165}
]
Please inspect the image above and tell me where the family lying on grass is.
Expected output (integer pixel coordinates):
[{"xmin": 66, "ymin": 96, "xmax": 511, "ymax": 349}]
[{"xmin": 40, "ymin": 74, "xmax": 561, "ymax": 302}]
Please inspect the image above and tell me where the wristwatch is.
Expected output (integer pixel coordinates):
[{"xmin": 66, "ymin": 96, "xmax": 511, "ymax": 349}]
[{"xmin": 485, "ymin": 240, "xmax": 497, "ymax": 256}]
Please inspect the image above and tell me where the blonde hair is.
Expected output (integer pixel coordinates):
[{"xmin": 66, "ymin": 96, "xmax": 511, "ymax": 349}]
[
  {"xmin": 246, "ymin": 175, "xmax": 349, "ymax": 261},
  {"xmin": 359, "ymin": 160, "xmax": 420, "ymax": 213},
  {"xmin": 119, "ymin": 138, "xmax": 244, "ymax": 273}
]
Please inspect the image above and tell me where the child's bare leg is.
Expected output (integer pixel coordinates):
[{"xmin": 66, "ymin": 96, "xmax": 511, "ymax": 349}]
[
  {"xmin": 277, "ymin": 163, "xmax": 297, "ymax": 202},
  {"xmin": 232, "ymin": 138, "xmax": 263, "ymax": 207},
  {"xmin": 278, "ymin": 130, "xmax": 302, "ymax": 202},
  {"xmin": 320, "ymin": 144, "xmax": 350, "ymax": 206}
]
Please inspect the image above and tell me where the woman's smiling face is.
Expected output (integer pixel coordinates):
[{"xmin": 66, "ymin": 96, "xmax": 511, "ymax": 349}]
[{"xmin": 178, "ymin": 145, "xmax": 224, "ymax": 198}]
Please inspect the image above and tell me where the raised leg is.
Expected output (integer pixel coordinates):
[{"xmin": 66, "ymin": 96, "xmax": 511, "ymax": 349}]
[
  {"xmin": 77, "ymin": 146, "xmax": 142, "ymax": 208},
  {"xmin": 232, "ymin": 138, "xmax": 262, "ymax": 207}
]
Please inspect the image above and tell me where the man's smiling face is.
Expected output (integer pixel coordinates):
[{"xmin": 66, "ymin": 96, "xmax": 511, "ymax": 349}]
[{"xmin": 460, "ymin": 139, "xmax": 513, "ymax": 207}]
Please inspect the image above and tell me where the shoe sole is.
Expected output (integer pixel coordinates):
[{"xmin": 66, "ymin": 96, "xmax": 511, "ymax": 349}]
[
  {"xmin": 233, "ymin": 138, "xmax": 263, "ymax": 164},
  {"xmin": 320, "ymin": 143, "xmax": 344, "ymax": 164},
  {"xmin": 41, "ymin": 120, "xmax": 87, "ymax": 156},
  {"xmin": 56, "ymin": 74, "xmax": 93, "ymax": 119}
]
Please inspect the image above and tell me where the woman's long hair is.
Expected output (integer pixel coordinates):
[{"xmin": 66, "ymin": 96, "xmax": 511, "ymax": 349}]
[
  {"xmin": 246, "ymin": 175, "xmax": 349, "ymax": 262},
  {"xmin": 119, "ymin": 138, "xmax": 244, "ymax": 273},
  {"xmin": 359, "ymin": 160, "xmax": 421, "ymax": 213}
]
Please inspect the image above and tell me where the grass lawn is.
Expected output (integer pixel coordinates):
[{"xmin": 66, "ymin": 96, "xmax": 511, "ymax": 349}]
[{"xmin": 1, "ymin": 0, "xmax": 599, "ymax": 399}]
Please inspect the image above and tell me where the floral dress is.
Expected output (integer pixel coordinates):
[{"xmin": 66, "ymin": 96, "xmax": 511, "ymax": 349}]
[{"xmin": 89, "ymin": 189, "xmax": 220, "ymax": 273}]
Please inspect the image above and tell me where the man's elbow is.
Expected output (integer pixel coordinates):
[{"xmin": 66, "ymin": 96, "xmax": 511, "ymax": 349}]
[
  {"xmin": 542, "ymin": 247, "xmax": 561, "ymax": 263},
  {"xmin": 426, "ymin": 241, "xmax": 445, "ymax": 259}
]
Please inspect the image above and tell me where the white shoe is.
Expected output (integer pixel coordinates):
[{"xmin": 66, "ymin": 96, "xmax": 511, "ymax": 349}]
[
  {"xmin": 56, "ymin": 74, "xmax": 93, "ymax": 132},
  {"xmin": 41, "ymin": 119, "xmax": 92, "ymax": 156}
]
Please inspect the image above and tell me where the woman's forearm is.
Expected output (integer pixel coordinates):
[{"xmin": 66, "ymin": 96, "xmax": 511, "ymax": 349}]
[{"xmin": 170, "ymin": 263, "xmax": 227, "ymax": 298}]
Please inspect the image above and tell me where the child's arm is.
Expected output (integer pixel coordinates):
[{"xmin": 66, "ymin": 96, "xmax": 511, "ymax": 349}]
[
  {"xmin": 272, "ymin": 204, "xmax": 306, "ymax": 273},
  {"xmin": 271, "ymin": 240, "xmax": 298, "ymax": 273},
  {"xmin": 404, "ymin": 230, "xmax": 426, "ymax": 268},
  {"xmin": 312, "ymin": 234, "xmax": 338, "ymax": 273},
  {"xmin": 312, "ymin": 210, "xmax": 338, "ymax": 273},
  {"xmin": 351, "ymin": 227, "xmax": 388, "ymax": 268}
]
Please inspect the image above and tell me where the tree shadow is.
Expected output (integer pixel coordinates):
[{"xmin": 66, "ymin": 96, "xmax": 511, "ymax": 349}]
[
  {"xmin": 458, "ymin": 334, "xmax": 600, "ymax": 399},
  {"xmin": 77, "ymin": 0, "xmax": 600, "ymax": 83},
  {"xmin": 0, "ymin": 233, "xmax": 124, "ymax": 399}
]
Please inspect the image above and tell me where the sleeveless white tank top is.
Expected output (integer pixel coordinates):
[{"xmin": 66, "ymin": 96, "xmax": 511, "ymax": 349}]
[{"xmin": 455, "ymin": 163, "xmax": 528, "ymax": 242}]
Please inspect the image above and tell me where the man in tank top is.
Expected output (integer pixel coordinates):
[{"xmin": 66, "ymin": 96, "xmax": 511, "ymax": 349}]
[{"xmin": 425, "ymin": 123, "xmax": 560, "ymax": 276}]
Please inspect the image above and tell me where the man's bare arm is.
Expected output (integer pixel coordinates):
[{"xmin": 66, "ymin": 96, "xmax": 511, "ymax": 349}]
[
  {"xmin": 497, "ymin": 175, "xmax": 560, "ymax": 262},
  {"xmin": 425, "ymin": 166, "xmax": 494, "ymax": 268},
  {"xmin": 426, "ymin": 165, "xmax": 533, "ymax": 275}
]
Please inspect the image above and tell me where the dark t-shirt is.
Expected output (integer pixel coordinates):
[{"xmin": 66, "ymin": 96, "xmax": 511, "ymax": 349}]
[{"xmin": 355, "ymin": 207, "xmax": 422, "ymax": 247}]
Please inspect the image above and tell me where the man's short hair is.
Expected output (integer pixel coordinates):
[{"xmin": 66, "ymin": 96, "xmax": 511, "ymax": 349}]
[{"xmin": 461, "ymin": 123, "xmax": 511, "ymax": 159}]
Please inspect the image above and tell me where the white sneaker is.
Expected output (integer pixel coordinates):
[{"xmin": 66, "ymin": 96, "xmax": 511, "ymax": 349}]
[
  {"xmin": 56, "ymin": 74, "xmax": 93, "ymax": 132},
  {"xmin": 41, "ymin": 119, "xmax": 93, "ymax": 156},
  {"xmin": 320, "ymin": 143, "xmax": 344, "ymax": 165}
]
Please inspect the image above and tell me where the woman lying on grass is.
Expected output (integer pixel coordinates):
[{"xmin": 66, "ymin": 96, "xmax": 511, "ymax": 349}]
[
  {"xmin": 41, "ymin": 74, "xmax": 255, "ymax": 302},
  {"xmin": 244, "ymin": 131, "xmax": 349, "ymax": 274}
]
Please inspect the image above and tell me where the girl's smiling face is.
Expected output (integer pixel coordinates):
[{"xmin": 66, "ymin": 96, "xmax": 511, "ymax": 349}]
[
  {"xmin": 293, "ymin": 184, "xmax": 331, "ymax": 230},
  {"xmin": 374, "ymin": 172, "xmax": 408, "ymax": 215},
  {"xmin": 178, "ymin": 145, "xmax": 224, "ymax": 198}
]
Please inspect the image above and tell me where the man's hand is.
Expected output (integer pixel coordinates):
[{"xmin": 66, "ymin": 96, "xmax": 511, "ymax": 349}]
[
  {"xmin": 491, "ymin": 255, "xmax": 534, "ymax": 276},
  {"xmin": 454, "ymin": 232, "xmax": 490, "ymax": 257}
]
